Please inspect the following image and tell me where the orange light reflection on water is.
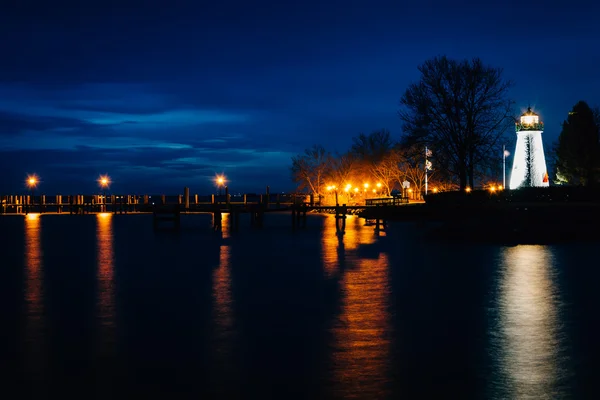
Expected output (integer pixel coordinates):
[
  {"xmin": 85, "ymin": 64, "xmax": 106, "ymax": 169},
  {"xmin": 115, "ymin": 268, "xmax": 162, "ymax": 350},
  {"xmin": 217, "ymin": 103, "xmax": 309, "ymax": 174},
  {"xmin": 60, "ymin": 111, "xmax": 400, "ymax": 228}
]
[
  {"xmin": 214, "ymin": 242, "xmax": 233, "ymax": 333},
  {"xmin": 24, "ymin": 212, "xmax": 45, "ymax": 374},
  {"xmin": 96, "ymin": 212, "xmax": 116, "ymax": 352},
  {"xmin": 221, "ymin": 212, "xmax": 230, "ymax": 239},
  {"xmin": 212, "ymin": 218, "xmax": 235, "ymax": 387},
  {"xmin": 322, "ymin": 214, "xmax": 391, "ymax": 398}
]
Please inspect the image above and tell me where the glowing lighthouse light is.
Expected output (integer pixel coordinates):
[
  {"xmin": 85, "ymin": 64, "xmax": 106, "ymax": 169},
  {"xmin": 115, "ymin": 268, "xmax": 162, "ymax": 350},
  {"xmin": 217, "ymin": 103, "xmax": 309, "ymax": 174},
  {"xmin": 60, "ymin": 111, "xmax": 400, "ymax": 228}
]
[{"xmin": 509, "ymin": 107, "xmax": 549, "ymax": 189}]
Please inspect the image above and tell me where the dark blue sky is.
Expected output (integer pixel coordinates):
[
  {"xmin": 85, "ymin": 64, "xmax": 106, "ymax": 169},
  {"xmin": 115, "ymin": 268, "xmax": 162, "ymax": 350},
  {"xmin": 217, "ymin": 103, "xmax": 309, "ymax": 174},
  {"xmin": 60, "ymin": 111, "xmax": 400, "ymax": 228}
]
[{"xmin": 1, "ymin": 0, "xmax": 599, "ymax": 194}]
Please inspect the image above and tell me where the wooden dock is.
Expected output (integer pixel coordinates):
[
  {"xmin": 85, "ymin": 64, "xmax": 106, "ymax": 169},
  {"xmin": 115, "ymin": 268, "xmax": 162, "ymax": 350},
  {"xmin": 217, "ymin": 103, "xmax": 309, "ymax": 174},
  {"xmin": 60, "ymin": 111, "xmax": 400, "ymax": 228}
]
[
  {"xmin": 0, "ymin": 191, "xmax": 299, "ymax": 215},
  {"xmin": 1, "ymin": 189, "xmax": 414, "ymax": 233}
]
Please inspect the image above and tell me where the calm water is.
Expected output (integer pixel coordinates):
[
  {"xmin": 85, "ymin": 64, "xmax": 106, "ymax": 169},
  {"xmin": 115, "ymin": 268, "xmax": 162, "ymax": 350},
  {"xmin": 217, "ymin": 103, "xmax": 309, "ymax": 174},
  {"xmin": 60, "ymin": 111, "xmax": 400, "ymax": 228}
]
[{"xmin": 1, "ymin": 212, "xmax": 599, "ymax": 399}]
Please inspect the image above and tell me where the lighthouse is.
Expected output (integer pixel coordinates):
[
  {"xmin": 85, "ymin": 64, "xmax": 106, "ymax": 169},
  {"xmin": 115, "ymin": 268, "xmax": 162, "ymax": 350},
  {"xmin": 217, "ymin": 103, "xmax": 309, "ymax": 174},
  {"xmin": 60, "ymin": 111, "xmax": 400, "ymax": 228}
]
[{"xmin": 509, "ymin": 107, "xmax": 550, "ymax": 189}]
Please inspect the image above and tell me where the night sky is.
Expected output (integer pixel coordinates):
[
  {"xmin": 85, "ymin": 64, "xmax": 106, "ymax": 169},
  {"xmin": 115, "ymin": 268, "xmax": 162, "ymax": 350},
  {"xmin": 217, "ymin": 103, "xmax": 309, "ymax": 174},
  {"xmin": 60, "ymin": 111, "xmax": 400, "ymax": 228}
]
[{"xmin": 1, "ymin": 0, "xmax": 599, "ymax": 195}]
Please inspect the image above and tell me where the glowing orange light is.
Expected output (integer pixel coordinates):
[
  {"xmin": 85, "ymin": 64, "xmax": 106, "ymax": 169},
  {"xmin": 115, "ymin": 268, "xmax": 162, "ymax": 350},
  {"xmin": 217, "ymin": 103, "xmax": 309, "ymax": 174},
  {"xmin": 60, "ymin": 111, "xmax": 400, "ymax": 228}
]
[
  {"xmin": 376, "ymin": 182, "xmax": 382, "ymax": 188},
  {"xmin": 465, "ymin": 187, "xmax": 472, "ymax": 193},
  {"xmin": 432, "ymin": 188, "xmax": 438, "ymax": 193},
  {"xmin": 98, "ymin": 175, "xmax": 111, "ymax": 189},
  {"xmin": 26, "ymin": 175, "xmax": 39, "ymax": 188},
  {"xmin": 215, "ymin": 174, "xmax": 226, "ymax": 187}
]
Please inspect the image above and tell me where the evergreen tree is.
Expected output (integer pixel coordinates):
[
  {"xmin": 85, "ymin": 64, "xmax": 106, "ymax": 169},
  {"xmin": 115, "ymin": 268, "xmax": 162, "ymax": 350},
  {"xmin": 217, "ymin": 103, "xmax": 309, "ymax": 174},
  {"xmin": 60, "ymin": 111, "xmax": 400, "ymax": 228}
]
[{"xmin": 554, "ymin": 101, "xmax": 600, "ymax": 186}]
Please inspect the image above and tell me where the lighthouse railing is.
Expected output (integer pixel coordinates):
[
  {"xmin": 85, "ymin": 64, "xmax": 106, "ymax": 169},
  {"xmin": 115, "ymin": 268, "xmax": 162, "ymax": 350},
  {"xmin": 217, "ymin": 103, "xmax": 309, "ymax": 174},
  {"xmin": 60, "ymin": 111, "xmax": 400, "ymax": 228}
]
[{"xmin": 516, "ymin": 122, "xmax": 544, "ymax": 132}]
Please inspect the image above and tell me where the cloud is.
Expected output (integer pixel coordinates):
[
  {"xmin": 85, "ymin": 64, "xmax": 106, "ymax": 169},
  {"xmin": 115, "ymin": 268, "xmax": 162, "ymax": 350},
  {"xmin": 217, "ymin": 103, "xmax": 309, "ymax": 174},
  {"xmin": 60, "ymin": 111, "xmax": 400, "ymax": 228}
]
[
  {"xmin": 0, "ymin": 111, "xmax": 95, "ymax": 136},
  {"xmin": 0, "ymin": 82, "xmax": 251, "ymax": 133}
]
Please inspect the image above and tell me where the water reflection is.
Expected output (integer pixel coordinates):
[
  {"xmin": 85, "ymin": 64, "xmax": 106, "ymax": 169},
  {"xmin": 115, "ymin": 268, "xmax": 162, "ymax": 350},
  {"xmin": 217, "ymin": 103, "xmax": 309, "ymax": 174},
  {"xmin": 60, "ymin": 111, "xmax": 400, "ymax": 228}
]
[
  {"xmin": 23, "ymin": 213, "xmax": 45, "ymax": 375},
  {"xmin": 321, "ymin": 216, "xmax": 346, "ymax": 278},
  {"xmin": 492, "ymin": 245, "xmax": 568, "ymax": 398},
  {"xmin": 213, "ymin": 239, "xmax": 233, "ymax": 345},
  {"xmin": 212, "ymin": 212, "xmax": 236, "ymax": 390},
  {"xmin": 322, "ymin": 215, "xmax": 392, "ymax": 398},
  {"xmin": 96, "ymin": 213, "xmax": 116, "ymax": 356}
]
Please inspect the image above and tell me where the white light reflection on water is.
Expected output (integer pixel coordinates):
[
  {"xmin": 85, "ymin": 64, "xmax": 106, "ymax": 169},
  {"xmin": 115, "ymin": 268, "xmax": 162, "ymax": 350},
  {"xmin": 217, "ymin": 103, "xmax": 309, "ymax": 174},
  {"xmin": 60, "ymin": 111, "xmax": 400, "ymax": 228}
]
[
  {"xmin": 491, "ymin": 245, "xmax": 570, "ymax": 399},
  {"xmin": 23, "ymin": 213, "xmax": 46, "ymax": 376},
  {"xmin": 96, "ymin": 213, "xmax": 116, "ymax": 356}
]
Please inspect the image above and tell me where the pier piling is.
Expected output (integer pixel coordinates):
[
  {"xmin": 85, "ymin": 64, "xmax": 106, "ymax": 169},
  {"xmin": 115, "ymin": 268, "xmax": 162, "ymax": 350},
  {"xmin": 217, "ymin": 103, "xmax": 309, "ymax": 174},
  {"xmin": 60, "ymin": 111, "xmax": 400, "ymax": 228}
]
[{"xmin": 184, "ymin": 187, "xmax": 190, "ymax": 210}]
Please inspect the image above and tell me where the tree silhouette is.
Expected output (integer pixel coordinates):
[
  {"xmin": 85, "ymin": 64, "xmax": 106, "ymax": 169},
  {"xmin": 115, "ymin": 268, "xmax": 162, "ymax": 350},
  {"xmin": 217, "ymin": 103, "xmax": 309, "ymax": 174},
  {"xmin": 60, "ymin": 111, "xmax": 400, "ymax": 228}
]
[
  {"xmin": 554, "ymin": 101, "xmax": 600, "ymax": 186},
  {"xmin": 291, "ymin": 144, "xmax": 331, "ymax": 197},
  {"xmin": 350, "ymin": 129, "xmax": 394, "ymax": 165},
  {"xmin": 399, "ymin": 56, "xmax": 514, "ymax": 190}
]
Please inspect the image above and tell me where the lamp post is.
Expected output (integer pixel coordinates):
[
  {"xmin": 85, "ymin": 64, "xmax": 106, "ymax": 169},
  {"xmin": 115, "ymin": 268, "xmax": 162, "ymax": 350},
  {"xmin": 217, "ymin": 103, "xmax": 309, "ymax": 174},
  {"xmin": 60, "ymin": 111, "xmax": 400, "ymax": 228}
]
[
  {"xmin": 98, "ymin": 175, "xmax": 110, "ymax": 212},
  {"xmin": 503, "ymin": 146, "xmax": 510, "ymax": 190},
  {"xmin": 215, "ymin": 175, "xmax": 226, "ymax": 203},
  {"xmin": 26, "ymin": 175, "xmax": 38, "ymax": 212},
  {"xmin": 217, "ymin": 177, "xmax": 224, "ymax": 196}
]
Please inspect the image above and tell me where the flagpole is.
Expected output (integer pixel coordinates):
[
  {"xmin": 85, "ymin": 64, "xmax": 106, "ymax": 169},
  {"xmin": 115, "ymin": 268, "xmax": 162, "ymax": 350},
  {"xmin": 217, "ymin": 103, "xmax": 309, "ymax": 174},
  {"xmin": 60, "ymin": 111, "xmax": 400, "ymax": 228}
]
[
  {"xmin": 425, "ymin": 145, "xmax": 428, "ymax": 196},
  {"xmin": 503, "ymin": 145, "xmax": 506, "ymax": 189}
]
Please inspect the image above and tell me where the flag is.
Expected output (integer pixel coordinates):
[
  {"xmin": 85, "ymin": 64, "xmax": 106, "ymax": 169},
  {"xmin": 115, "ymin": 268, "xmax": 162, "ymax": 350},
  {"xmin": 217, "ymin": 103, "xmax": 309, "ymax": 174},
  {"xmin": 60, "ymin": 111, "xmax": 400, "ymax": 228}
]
[
  {"xmin": 504, "ymin": 150, "xmax": 510, "ymax": 157},
  {"xmin": 425, "ymin": 148, "xmax": 432, "ymax": 158},
  {"xmin": 426, "ymin": 160, "xmax": 432, "ymax": 171}
]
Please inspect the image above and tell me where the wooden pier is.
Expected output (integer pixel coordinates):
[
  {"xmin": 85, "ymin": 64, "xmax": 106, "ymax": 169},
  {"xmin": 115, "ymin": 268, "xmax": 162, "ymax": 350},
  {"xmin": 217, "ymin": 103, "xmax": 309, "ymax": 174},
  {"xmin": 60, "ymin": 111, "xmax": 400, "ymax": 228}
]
[
  {"xmin": 1, "ymin": 188, "xmax": 413, "ymax": 233},
  {"xmin": 0, "ymin": 190, "xmax": 299, "ymax": 215}
]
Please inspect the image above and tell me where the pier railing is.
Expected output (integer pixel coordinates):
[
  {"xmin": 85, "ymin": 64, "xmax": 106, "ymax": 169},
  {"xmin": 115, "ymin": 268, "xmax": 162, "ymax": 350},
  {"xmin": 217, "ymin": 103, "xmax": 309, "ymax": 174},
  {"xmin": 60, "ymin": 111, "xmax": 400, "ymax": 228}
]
[
  {"xmin": 365, "ymin": 195, "xmax": 409, "ymax": 206},
  {"xmin": 0, "ymin": 192, "xmax": 304, "ymax": 215},
  {"xmin": 0, "ymin": 192, "xmax": 414, "ymax": 215}
]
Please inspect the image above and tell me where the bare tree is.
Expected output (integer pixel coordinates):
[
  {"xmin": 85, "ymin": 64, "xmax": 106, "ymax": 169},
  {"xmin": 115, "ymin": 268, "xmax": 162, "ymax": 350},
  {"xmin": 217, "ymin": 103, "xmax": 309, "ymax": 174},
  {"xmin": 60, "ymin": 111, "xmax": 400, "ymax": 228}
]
[
  {"xmin": 351, "ymin": 129, "xmax": 394, "ymax": 164},
  {"xmin": 291, "ymin": 145, "xmax": 331, "ymax": 197},
  {"xmin": 328, "ymin": 151, "xmax": 358, "ymax": 188},
  {"xmin": 399, "ymin": 56, "xmax": 514, "ymax": 190},
  {"xmin": 404, "ymin": 165, "xmax": 429, "ymax": 199},
  {"xmin": 395, "ymin": 143, "xmax": 431, "ymax": 199},
  {"xmin": 371, "ymin": 150, "xmax": 403, "ymax": 196},
  {"xmin": 350, "ymin": 129, "xmax": 398, "ymax": 195}
]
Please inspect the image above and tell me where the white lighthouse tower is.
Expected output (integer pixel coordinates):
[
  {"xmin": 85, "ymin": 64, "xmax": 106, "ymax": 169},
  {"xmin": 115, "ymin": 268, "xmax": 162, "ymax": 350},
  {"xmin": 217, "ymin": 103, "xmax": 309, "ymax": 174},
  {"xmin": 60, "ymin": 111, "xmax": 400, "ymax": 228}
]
[{"xmin": 509, "ymin": 107, "xmax": 550, "ymax": 189}]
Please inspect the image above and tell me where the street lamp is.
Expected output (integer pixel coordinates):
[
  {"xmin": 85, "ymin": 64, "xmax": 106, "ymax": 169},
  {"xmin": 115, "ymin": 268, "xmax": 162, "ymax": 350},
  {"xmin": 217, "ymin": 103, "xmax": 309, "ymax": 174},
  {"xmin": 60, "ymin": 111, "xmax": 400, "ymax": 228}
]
[
  {"xmin": 215, "ymin": 175, "xmax": 226, "ymax": 196},
  {"xmin": 98, "ymin": 175, "xmax": 111, "ymax": 211},
  {"xmin": 214, "ymin": 174, "xmax": 227, "ymax": 204},
  {"xmin": 26, "ymin": 174, "xmax": 39, "ymax": 211}
]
